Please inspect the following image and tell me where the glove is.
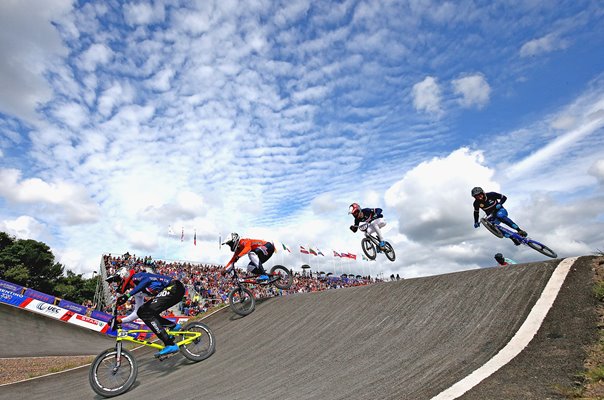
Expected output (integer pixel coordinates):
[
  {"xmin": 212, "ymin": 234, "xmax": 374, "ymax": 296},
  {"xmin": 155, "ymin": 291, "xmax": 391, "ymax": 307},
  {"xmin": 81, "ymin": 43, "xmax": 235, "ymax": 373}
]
[
  {"xmin": 108, "ymin": 316, "xmax": 123, "ymax": 330},
  {"xmin": 495, "ymin": 204, "xmax": 502, "ymax": 210},
  {"xmin": 117, "ymin": 294, "xmax": 129, "ymax": 305},
  {"xmin": 474, "ymin": 222, "xmax": 480, "ymax": 228},
  {"xmin": 350, "ymin": 225, "xmax": 358, "ymax": 233}
]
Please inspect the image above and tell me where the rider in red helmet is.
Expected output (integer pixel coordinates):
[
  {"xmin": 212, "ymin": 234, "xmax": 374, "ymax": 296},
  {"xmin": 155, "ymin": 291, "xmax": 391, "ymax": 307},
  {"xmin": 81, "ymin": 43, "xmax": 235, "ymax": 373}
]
[{"xmin": 349, "ymin": 203, "xmax": 387, "ymax": 249}]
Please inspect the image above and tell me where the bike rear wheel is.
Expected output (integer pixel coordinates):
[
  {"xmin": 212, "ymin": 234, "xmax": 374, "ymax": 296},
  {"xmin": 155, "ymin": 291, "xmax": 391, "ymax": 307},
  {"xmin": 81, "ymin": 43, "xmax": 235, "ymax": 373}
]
[
  {"xmin": 526, "ymin": 240, "xmax": 557, "ymax": 258},
  {"xmin": 361, "ymin": 238, "xmax": 377, "ymax": 260},
  {"xmin": 89, "ymin": 347, "xmax": 138, "ymax": 398},
  {"xmin": 228, "ymin": 286, "xmax": 255, "ymax": 316},
  {"xmin": 480, "ymin": 218, "xmax": 504, "ymax": 238},
  {"xmin": 179, "ymin": 321, "xmax": 216, "ymax": 362},
  {"xmin": 383, "ymin": 242, "xmax": 396, "ymax": 262},
  {"xmin": 270, "ymin": 265, "xmax": 293, "ymax": 290}
]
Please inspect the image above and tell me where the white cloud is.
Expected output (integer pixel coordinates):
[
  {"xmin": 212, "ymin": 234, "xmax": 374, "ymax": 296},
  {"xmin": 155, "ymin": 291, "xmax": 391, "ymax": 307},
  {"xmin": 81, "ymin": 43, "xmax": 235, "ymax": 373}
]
[
  {"xmin": 123, "ymin": 2, "xmax": 165, "ymax": 26},
  {"xmin": 589, "ymin": 159, "xmax": 604, "ymax": 184},
  {"xmin": 79, "ymin": 43, "xmax": 113, "ymax": 71},
  {"xmin": 0, "ymin": 215, "xmax": 47, "ymax": 240},
  {"xmin": 520, "ymin": 33, "xmax": 569, "ymax": 57},
  {"xmin": 412, "ymin": 76, "xmax": 442, "ymax": 114},
  {"xmin": 452, "ymin": 74, "xmax": 491, "ymax": 109}
]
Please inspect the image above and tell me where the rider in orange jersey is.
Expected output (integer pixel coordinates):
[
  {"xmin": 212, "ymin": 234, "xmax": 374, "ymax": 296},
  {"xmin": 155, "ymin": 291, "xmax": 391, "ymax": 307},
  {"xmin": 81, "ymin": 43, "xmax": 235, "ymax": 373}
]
[{"xmin": 222, "ymin": 233, "xmax": 275, "ymax": 282}]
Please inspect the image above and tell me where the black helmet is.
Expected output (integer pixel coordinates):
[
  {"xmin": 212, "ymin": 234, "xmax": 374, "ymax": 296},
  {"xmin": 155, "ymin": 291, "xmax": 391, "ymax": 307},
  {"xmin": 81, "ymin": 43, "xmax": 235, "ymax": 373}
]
[
  {"xmin": 471, "ymin": 187, "xmax": 484, "ymax": 197},
  {"xmin": 494, "ymin": 253, "xmax": 504, "ymax": 263},
  {"xmin": 222, "ymin": 232, "xmax": 240, "ymax": 252}
]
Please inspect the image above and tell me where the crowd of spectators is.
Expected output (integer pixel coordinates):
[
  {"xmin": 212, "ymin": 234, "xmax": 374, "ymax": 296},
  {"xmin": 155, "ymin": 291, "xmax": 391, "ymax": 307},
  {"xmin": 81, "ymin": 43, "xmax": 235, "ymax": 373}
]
[{"xmin": 101, "ymin": 252, "xmax": 378, "ymax": 317}]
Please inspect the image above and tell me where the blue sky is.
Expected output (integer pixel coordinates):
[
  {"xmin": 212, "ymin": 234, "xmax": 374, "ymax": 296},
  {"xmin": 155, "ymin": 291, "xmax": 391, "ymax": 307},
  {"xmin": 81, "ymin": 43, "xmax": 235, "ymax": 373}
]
[{"xmin": 0, "ymin": 0, "xmax": 603, "ymax": 279}]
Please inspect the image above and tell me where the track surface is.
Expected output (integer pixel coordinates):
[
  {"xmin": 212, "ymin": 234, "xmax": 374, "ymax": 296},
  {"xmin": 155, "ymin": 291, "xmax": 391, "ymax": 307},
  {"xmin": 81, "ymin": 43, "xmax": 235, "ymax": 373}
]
[
  {"xmin": 1, "ymin": 257, "xmax": 592, "ymax": 400},
  {"xmin": 0, "ymin": 302, "xmax": 113, "ymax": 357}
]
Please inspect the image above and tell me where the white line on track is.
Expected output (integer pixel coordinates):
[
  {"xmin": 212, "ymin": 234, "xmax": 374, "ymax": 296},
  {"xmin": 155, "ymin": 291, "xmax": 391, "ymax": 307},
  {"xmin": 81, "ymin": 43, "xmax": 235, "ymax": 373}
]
[{"xmin": 431, "ymin": 256, "xmax": 578, "ymax": 400}]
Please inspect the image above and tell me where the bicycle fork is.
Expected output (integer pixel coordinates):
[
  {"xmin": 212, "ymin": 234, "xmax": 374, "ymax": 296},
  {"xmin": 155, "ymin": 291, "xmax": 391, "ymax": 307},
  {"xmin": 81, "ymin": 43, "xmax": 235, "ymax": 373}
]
[{"xmin": 113, "ymin": 340, "xmax": 123, "ymax": 373}]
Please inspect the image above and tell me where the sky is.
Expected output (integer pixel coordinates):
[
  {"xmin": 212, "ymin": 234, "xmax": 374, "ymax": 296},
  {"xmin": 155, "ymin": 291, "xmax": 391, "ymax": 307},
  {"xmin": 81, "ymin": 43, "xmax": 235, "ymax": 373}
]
[{"xmin": 0, "ymin": 0, "xmax": 603, "ymax": 280}]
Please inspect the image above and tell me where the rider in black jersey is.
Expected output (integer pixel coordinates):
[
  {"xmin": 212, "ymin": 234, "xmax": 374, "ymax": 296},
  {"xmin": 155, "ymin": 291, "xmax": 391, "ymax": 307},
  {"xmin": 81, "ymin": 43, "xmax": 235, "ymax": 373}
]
[
  {"xmin": 106, "ymin": 267, "xmax": 185, "ymax": 356},
  {"xmin": 471, "ymin": 187, "xmax": 527, "ymax": 245}
]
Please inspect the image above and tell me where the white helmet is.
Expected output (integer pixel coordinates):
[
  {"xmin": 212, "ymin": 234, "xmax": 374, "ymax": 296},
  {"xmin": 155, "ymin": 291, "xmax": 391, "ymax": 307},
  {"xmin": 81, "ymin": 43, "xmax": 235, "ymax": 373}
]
[
  {"xmin": 105, "ymin": 266, "xmax": 131, "ymax": 285},
  {"xmin": 222, "ymin": 232, "xmax": 240, "ymax": 252}
]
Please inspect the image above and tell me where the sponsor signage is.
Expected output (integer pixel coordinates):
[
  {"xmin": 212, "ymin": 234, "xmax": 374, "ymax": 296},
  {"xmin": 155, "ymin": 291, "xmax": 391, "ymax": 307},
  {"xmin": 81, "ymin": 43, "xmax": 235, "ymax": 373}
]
[
  {"xmin": 0, "ymin": 279, "xmax": 24, "ymax": 294},
  {"xmin": 24, "ymin": 299, "xmax": 69, "ymax": 320},
  {"xmin": 0, "ymin": 287, "xmax": 27, "ymax": 307},
  {"xmin": 67, "ymin": 313, "xmax": 106, "ymax": 332},
  {"xmin": 58, "ymin": 299, "xmax": 88, "ymax": 315},
  {"xmin": 23, "ymin": 288, "xmax": 56, "ymax": 304},
  {"xmin": 91, "ymin": 310, "xmax": 112, "ymax": 322}
]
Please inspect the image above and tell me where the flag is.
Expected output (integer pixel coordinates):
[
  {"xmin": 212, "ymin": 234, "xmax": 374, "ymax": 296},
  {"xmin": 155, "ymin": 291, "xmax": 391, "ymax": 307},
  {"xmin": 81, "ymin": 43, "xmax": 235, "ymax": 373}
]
[
  {"xmin": 194, "ymin": 230, "xmax": 196, "ymax": 246},
  {"xmin": 309, "ymin": 248, "xmax": 317, "ymax": 256},
  {"xmin": 181, "ymin": 227, "xmax": 184, "ymax": 242},
  {"xmin": 317, "ymin": 249, "xmax": 325, "ymax": 256},
  {"xmin": 300, "ymin": 246, "xmax": 309, "ymax": 254},
  {"xmin": 282, "ymin": 243, "xmax": 291, "ymax": 252},
  {"xmin": 343, "ymin": 253, "xmax": 357, "ymax": 260},
  {"xmin": 333, "ymin": 250, "xmax": 341, "ymax": 257}
]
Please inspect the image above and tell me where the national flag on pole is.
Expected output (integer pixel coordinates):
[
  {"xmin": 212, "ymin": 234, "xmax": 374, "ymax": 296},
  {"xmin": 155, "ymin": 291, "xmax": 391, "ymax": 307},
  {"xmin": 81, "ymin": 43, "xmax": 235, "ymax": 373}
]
[
  {"xmin": 317, "ymin": 248, "xmax": 325, "ymax": 256},
  {"xmin": 181, "ymin": 227, "xmax": 184, "ymax": 242},
  {"xmin": 194, "ymin": 230, "xmax": 196, "ymax": 246},
  {"xmin": 333, "ymin": 250, "xmax": 341, "ymax": 257},
  {"xmin": 343, "ymin": 253, "xmax": 357, "ymax": 260},
  {"xmin": 309, "ymin": 248, "xmax": 317, "ymax": 256},
  {"xmin": 282, "ymin": 243, "xmax": 291, "ymax": 252},
  {"xmin": 300, "ymin": 246, "xmax": 309, "ymax": 254}
]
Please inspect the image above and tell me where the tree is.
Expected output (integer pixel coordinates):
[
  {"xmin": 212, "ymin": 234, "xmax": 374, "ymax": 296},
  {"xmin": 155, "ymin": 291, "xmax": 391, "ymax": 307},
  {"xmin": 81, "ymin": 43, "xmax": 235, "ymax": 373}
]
[{"xmin": 0, "ymin": 234, "xmax": 64, "ymax": 294}]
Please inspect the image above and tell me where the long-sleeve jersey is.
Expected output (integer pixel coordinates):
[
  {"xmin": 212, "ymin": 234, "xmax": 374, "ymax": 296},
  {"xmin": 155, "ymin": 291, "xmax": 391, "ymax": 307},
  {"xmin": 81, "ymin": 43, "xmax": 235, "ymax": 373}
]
[
  {"xmin": 473, "ymin": 192, "xmax": 507, "ymax": 223},
  {"xmin": 352, "ymin": 208, "xmax": 383, "ymax": 226},
  {"xmin": 224, "ymin": 238, "xmax": 270, "ymax": 269},
  {"xmin": 126, "ymin": 272, "xmax": 174, "ymax": 297}
]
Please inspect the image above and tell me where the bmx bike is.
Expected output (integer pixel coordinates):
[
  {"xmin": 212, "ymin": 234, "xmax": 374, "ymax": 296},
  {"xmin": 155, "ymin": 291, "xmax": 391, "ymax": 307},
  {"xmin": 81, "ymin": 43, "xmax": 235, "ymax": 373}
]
[
  {"xmin": 88, "ymin": 305, "xmax": 215, "ymax": 397},
  {"xmin": 480, "ymin": 217, "xmax": 557, "ymax": 258},
  {"xmin": 359, "ymin": 222, "xmax": 396, "ymax": 262},
  {"xmin": 226, "ymin": 264, "xmax": 293, "ymax": 316}
]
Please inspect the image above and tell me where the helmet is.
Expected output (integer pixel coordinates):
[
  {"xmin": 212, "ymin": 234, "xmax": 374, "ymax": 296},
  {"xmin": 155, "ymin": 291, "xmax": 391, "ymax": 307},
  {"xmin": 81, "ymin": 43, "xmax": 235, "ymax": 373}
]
[
  {"xmin": 222, "ymin": 232, "xmax": 240, "ymax": 252},
  {"xmin": 105, "ymin": 267, "xmax": 134, "ymax": 293},
  {"xmin": 471, "ymin": 187, "xmax": 484, "ymax": 197},
  {"xmin": 494, "ymin": 253, "xmax": 504, "ymax": 263},
  {"xmin": 348, "ymin": 203, "xmax": 361, "ymax": 218}
]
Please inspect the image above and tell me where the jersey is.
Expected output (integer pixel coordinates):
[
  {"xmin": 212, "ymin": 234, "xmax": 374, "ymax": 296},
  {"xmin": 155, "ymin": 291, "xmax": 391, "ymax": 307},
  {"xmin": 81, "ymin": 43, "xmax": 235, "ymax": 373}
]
[
  {"xmin": 353, "ymin": 208, "xmax": 383, "ymax": 226},
  {"xmin": 473, "ymin": 192, "xmax": 507, "ymax": 223},
  {"xmin": 224, "ymin": 238, "xmax": 270, "ymax": 269},
  {"xmin": 127, "ymin": 272, "xmax": 174, "ymax": 297},
  {"xmin": 499, "ymin": 258, "xmax": 518, "ymax": 266}
]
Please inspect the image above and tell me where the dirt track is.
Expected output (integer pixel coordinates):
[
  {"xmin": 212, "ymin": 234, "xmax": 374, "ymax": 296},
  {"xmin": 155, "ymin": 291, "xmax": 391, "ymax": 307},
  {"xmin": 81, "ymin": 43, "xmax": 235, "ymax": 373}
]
[{"xmin": 0, "ymin": 256, "xmax": 598, "ymax": 400}]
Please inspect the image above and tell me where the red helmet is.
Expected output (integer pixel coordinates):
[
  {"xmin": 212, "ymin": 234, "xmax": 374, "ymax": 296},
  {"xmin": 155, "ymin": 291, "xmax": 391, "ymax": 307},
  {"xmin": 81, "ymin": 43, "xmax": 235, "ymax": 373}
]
[{"xmin": 348, "ymin": 203, "xmax": 361, "ymax": 218}]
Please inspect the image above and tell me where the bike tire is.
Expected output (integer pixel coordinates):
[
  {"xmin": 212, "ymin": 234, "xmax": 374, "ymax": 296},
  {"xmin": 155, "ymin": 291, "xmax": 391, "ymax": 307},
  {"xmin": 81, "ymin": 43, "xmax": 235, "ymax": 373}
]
[
  {"xmin": 361, "ymin": 238, "xmax": 377, "ymax": 260},
  {"xmin": 270, "ymin": 265, "xmax": 293, "ymax": 290},
  {"xmin": 89, "ymin": 347, "xmax": 138, "ymax": 398},
  {"xmin": 228, "ymin": 286, "xmax": 256, "ymax": 316},
  {"xmin": 179, "ymin": 321, "xmax": 216, "ymax": 362},
  {"xmin": 480, "ymin": 218, "xmax": 504, "ymax": 238},
  {"xmin": 384, "ymin": 242, "xmax": 396, "ymax": 262},
  {"xmin": 526, "ymin": 240, "xmax": 558, "ymax": 258}
]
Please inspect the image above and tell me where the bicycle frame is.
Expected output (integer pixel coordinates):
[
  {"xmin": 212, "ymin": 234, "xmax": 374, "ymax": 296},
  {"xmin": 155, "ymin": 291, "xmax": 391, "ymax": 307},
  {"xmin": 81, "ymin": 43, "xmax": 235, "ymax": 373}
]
[{"xmin": 114, "ymin": 327, "xmax": 202, "ymax": 351}]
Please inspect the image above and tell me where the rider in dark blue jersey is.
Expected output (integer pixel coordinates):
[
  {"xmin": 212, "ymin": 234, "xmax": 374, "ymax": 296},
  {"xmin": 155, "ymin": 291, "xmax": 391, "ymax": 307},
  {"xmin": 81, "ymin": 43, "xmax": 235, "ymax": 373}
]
[
  {"xmin": 471, "ymin": 187, "xmax": 527, "ymax": 245},
  {"xmin": 106, "ymin": 267, "xmax": 185, "ymax": 356},
  {"xmin": 349, "ymin": 203, "xmax": 387, "ymax": 249}
]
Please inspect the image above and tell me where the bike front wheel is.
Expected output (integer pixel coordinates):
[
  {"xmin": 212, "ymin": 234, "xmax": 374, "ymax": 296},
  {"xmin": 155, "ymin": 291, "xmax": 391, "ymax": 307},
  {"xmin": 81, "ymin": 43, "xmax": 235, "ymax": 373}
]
[
  {"xmin": 179, "ymin": 321, "xmax": 216, "ymax": 362},
  {"xmin": 270, "ymin": 265, "xmax": 293, "ymax": 290},
  {"xmin": 383, "ymin": 242, "xmax": 396, "ymax": 262},
  {"xmin": 228, "ymin": 286, "xmax": 256, "ymax": 316},
  {"xmin": 526, "ymin": 240, "xmax": 557, "ymax": 258},
  {"xmin": 89, "ymin": 347, "xmax": 138, "ymax": 398},
  {"xmin": 480, "ymin": 218, "xmax": 504, "ymax": 238},
  {"xmin": 361, "ymin": 238, "xmax": 377, "ymax": 260}
]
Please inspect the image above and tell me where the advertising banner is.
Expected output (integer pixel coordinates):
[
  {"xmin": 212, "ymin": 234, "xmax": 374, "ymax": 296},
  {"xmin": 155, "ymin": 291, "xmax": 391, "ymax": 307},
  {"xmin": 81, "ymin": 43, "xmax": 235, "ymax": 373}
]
[
  {"xmin": 0, "ymin": 279, "xmax": 24, "ymax": 294},
  {"xmin": 0, "ymin": 287, "xmax": 27, "ymax": 307},
  {"xmin": 24, "ymin": 299, "xmax": 71, "ymax": 321},
  {"xmin": 67, "ymin": 313, "xmax": 107, "ymax": 332},
  {"xmin": 58, "ymin": 299, "xmax": 88, "ymax": 315},
  {"xmin": 23, "ymin": 288, "xmax": 56, "ymax": 304},
  {"xmin": 91, "ymin": 310, "xmax": 112, "ymax": 322}
]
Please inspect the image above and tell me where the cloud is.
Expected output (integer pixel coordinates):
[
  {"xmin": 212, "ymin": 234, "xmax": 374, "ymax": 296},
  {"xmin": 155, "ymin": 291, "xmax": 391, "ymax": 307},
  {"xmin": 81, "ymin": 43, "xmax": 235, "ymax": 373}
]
[
  {"xmin": 452, "ymin": 74, "xmax": 491, "ymax": 109},
  {"xmin": 519, "ymin": 33, "xmax": 569, "ymax": 57},
  {"xmin": 589, "ymin": 159, "xmax": 604, "ymax": 184},
  {"xmin": 78, "ymin": 43, "xmax": 113, "ymax": 71},
  {"xmin": 0, "ymin": 168, "xmax": 100, "ymax": 225},
  {"xmin": 385, "ymin": 148, "xmax": 498, "ymax": 243},
  {"xmin": 412, "ymin": 76, "xmax": 442, "ymax": 114},
  {"xmin": 0, "ymin": 1, "xmax": 71, "ymax": 123},
  {"xmin": 0, "ymin": 215, "xmax": 47, "ymax": 240}
]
